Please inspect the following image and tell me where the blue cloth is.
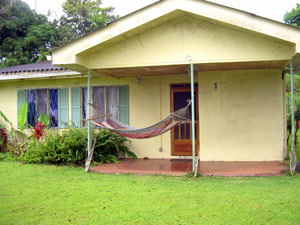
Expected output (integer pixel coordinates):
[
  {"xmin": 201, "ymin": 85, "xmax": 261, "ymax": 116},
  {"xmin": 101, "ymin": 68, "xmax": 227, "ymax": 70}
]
[
  {"xmin": 27, "ymin": 90, "xmax": 36, "ymax": 126},
  {"xmin": 49, "ymin": 89, "xmax": 58, "ymax": 127}
]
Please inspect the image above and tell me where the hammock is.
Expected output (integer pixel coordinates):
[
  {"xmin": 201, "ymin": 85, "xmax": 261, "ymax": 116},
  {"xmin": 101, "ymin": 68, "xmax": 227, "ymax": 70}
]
[{"xmin": 90, "ymin": 105, "xmax": 191, "ymax": 139}]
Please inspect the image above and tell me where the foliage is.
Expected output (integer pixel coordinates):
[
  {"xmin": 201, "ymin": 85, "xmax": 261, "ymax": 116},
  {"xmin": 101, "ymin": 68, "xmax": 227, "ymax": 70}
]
[
  {"xmin": 18, "ymin": 101, "xmax": 28, "ymax": 131},
  {"xmin": 0, "ymin": 0, "xmax": 12, "ymax": 21},
  {"xmin": 22, "ymin": 127, "xmax": 136, "ymax": 166},
  {"xmin": 32, "ymin": 122, "xmax": 46, "ymax": 140},
  {"xmin": 0, "ymin": 109, "xmax": 19, "ymax": 142},
  {"xmin": 0, "ymin": 152, "xmax": 15, "ymax": 161},
  {"xmin": 287, "ymin": 127, "xmax": 300, "ymax": 161},
  {"xmin": 0, "ymin": 107, "xmax": 50, "ymax": 158},
  {"xmin": 0, "ymin": 0, "xmax": 59, "ymax": 67},
  {"xmin": 286, "ymin": 73, "xmax": 300, "ymax": 93},
  {"xmin": 284, "ymin": 3, "xmax": 300, "ymax": 27},
  {"xmin": 0, "ymin": 0, "xmax": 12, "ymax": 31},
  {"xmin": 287, "ymin": 98, "xmax": 300, "ymax": 145},
  {"xmin": 59, "ymin": 0, "xmax": 117, "ymax": 41},
  {"xmin": 0, "ymin": 123, "xmax": 8, "ymax": 152},
  {"xmin": 93, "ymin": 128, "xmax": 136, "ymax": 164},
  {"xmin": 287, "ymin": 112, "xmax": 292, "ymax": 143},
  {"xmin": 0, "ymin": 0, "xmax": 118, "ymax": 67},
  {"xmin": 38, "ymin": 113, "xmax": 50, "ymax": 127}
]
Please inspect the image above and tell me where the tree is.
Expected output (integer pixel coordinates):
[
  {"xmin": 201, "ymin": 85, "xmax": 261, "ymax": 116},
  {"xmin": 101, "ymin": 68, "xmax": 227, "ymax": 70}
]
[
  {"xmin": 0, "ymin": 0, "xmax": 118, "ymax": 67},
  {"xmin": 0, "ymin": 0, "xmax": 59, "ymax": 67},
  {"xmin": 284, "ymin": 3, "xmax": 300, "ymax": 27},
  {"xmin": 59, "ymin": 0, "xmax": 117, "ymax": 40},
  {"xmin": 0, "ymin": 0, "xmax": 12, "ymax": 30}
]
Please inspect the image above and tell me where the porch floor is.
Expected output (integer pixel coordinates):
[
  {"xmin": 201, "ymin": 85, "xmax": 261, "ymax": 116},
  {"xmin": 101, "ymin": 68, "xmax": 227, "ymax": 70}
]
[{"xmin": 91, "ymin": 159, "xmax": 289, "ymax": 177}]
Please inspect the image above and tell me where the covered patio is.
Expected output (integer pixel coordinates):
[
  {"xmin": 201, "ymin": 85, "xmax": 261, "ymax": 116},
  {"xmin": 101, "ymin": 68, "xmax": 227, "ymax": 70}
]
[
  {"xmin": 91, "ymin": 159, "xmax": 289, "ymax": 177},
  {"xmin": 52, "ymin": 0, "xmax": 300, "ymax": 175}
]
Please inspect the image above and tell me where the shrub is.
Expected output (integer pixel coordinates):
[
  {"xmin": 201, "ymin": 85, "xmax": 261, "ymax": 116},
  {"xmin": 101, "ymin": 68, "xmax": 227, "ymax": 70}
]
[
  {"xmin": 93, "ymin": 129, "xmax": 136, "ymax": 164},
  {"xmin": 22, "ymin": 126, "xmax": 136, "ymax": 166},
  {"xmin": 22, "ymin": 141, "xmax": 47, "ymax": 164},
  {"xmin": 0, "ymin": 152, "xmax": 16, "ymax": 162},
  {"xmin": 0, "ymin": 123, "xmax": 8, "ymax": 152}
]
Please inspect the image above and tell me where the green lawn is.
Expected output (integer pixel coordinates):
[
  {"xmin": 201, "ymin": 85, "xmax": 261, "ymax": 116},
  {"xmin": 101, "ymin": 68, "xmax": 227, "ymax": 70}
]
[{"xmin": 0, "ymin": 162, "xmax": 300, "ymax": 224}]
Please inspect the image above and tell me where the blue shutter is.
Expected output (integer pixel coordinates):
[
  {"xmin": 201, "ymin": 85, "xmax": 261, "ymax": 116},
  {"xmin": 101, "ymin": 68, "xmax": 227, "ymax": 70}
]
[
  {"xmin": 58, "ymin": 88, "xmax": 69, "ymax": 128},
  {"xmin": 118, "ymin": 86, "xmax": 129, "ymax": 124},
  {"xmin": 71, "ymin": 87, "xmax": 81, "ymax": 127},
  {"xmin": 17, "ymin": 90, "xmax": 26, "ymax": 129}
]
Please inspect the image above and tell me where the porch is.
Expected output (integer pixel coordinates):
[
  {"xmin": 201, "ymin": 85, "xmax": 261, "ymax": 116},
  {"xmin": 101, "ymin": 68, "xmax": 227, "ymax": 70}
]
[
  {"xmin": 51, "ymin": 0, "xmax": 300, "ymax": 172},
  {"xmin": 91, "ymin": 159, "xmax": 289, "ymax": 177}
]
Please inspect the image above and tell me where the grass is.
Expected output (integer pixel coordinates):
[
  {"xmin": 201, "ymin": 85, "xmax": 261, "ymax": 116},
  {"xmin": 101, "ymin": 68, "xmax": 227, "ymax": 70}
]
[{"xmin": 0, "ymin": 162, "xmax": 300, "ymax": 224}]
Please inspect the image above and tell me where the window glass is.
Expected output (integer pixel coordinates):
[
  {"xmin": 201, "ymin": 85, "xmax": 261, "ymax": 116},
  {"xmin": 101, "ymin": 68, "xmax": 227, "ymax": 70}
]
[{"xmin": 23, "ymin": 89, "xmax": 59, "ymax": 128}]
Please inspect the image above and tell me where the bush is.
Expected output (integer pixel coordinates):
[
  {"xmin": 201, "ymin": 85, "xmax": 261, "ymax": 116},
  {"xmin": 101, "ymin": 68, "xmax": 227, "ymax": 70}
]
[
  {"xmin": 93, "ymin": 129, "xmax": 136, "ymax": 164},
  {"xmin": 0, "ymin": 123, "xmax": 8, "ymax": 152},
  {"xmin": 22, "ymin": 141, "xmax": 47, "ymax": 164},
  {"xmin": 22, "ymin": 127, "xmax": 136, "ymax": 166},
  {"xmin": 0, "ymin": 152, "xmax": 16, "ymax": 162}
]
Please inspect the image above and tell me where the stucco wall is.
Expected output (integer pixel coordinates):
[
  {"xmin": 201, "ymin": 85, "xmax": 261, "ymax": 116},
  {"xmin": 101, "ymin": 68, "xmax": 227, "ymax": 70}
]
[
  {"xmin": 0, "ymin": 75, "xmax": 193, "ymax": 159},
  {"xmin": 78, "ymin": 16, "xmax": 295, "ymax": 69},
  {"xmin": 198, "ymin": 69, "xmax": 285, "ymax": 161},
  {"xmin": 0, "ymin": 69, "xmax": 285, "ymax": 161}
]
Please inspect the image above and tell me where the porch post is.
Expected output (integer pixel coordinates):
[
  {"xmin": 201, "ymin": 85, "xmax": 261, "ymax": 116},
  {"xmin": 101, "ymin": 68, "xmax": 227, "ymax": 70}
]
[
  {"xmin": 291, "ymin": 60, "xmax": 295, "ymax": 152},
  {"xmin": 290, "ymin": 60, "xmax": 297, "ymax": 175},
  {"xmin": 87, "ymin": 69, "xmax": 92, "ymax": 169},
  {"xmin": 190, "ymin": 63, "xmax": 196, "ymax": 171}
]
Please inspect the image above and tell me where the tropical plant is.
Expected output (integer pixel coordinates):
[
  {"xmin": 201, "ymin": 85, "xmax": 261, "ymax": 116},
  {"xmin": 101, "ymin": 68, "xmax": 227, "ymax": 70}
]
[
  {"xmin": 18, "ymin": 101, "xmax": 28, "ymax": 131},
  {"xmin": 32, "ymin": 122, "xmax": 46, "ymax": 140},
  {"xmin": 22, "ymin": 126, "xmax": 136, "ymax": 166},
  {"xmin": 32, "ymin": 113, "xmax": 49, "ymax": 140},
  {"xmin": 93, "ymin": 129, "xmax": 136, "ymax": 164},
  {"xmin": 0, "ymin": 123, "xmax": 8, "ymax": 152},
  {"xmin": 0, "ymin": 103, "xmax": 50, "ymax": 158}
]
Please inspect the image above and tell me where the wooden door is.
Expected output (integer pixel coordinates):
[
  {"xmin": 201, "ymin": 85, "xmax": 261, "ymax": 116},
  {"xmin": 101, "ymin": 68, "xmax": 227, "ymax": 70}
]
[{"xmin": 171, "ymin": 84, "xmax": 199, "ymax": 156}]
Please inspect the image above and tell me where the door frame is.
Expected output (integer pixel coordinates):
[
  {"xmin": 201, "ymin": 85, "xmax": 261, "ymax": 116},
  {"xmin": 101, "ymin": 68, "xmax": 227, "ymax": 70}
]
[{"xmin": 170, "ymin": 83, "xmax": 199, "ymax": 156}]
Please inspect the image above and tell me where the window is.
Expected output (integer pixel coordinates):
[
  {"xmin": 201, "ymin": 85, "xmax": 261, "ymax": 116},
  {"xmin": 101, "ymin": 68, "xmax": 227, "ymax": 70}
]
[
  {"xmin": 71, "ymin": 86, "xmax": 129, "ymax": 127},
  {"xmin": 17, "ymin": 88, "xmax": 69, "ymax": 128},
  {"xmin": 17, "ymin": 85, "xmax": 129, "ymax": 129}
]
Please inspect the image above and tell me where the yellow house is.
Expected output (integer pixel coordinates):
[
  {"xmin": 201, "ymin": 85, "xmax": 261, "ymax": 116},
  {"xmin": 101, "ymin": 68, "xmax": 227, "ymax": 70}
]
[{"xmin": 1, "ymin": 0, "xmax": 300, "ymax": 163}]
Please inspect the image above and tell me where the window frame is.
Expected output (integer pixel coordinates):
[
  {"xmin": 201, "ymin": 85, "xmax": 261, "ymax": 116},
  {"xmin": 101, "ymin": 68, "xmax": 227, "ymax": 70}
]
[{"xmin": 17, "ymin": 88, "xmax": 61, "ymax": 128}]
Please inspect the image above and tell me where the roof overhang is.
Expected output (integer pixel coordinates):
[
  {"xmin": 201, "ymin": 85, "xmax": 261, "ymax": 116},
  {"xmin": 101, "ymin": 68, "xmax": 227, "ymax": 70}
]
[
  {"xmin": 94, "ymin": 60, "xmax": 288, "ymax": 78},
  {"xmin": 0, "ymin": 70, "xmax": 82, "ymax": 82},
  {"xmin": 52, "ymin": 0, "xmax": 300, "ymax": 73}
]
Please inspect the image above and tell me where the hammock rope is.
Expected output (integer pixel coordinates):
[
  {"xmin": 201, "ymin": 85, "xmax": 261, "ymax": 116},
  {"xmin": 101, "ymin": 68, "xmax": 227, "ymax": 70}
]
[{"xmin": 90, "ymin": 102, "xmax": 192, "ymax": 139}]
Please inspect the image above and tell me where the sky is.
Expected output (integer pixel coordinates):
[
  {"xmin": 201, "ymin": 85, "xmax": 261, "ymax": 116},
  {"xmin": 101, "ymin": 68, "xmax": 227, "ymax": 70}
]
[{"xmin": 22, "ymin": 0, "xmax": 299, "ymax": 22}]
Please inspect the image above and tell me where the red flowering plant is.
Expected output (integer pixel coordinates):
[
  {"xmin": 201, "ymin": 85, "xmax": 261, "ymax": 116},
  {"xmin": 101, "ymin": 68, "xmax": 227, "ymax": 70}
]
[
  {"xmin": 32, "ymin": 113, "xmax": 50, "ymax": 141},
  {"xmin": 33, "ymin": 121, "xmax": 46, "ymax": 140}
]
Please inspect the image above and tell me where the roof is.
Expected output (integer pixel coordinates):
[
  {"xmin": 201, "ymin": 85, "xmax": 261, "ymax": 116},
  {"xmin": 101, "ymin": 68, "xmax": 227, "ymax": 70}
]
[
  {"xmin": 52, "ymin": 0, "xmax": 300, "ymax": 72},
  {"xmin": 0, "ymin": 61, "xmax": 67, "ymax": 75},
  {"xmin": 0, "ymin": 61, "xmax": 82, "ymax": 81}
]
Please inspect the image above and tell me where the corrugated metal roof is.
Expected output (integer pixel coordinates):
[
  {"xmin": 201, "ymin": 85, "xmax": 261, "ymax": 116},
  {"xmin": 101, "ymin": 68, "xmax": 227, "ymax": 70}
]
[{"xmin": 0, "ymin": 61, "xmax": 67, "ymax": 75}]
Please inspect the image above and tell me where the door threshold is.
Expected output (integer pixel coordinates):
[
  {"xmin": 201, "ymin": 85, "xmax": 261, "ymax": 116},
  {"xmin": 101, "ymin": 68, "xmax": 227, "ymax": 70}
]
[{"xmin": 170, "ymin": 158, "xmax": 193, "ymax": 162}]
